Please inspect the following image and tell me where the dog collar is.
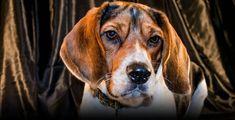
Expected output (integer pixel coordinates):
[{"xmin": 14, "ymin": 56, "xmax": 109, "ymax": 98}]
[{"xmin": 93, "ymin": 89, "xmax": 126, "ymax": 110}]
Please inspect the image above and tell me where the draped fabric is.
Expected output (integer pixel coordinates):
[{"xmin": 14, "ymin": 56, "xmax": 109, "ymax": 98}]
[
  {"xmin": 0, "ymin": 0, "xmax": 235, "ymax": 119},
  {"xmin": 162, "ymin": 0, "xmax": 235, "ymax": 116}
]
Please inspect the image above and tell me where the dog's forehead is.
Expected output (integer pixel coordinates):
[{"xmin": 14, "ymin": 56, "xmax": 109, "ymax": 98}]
[{"xmin": 100, "ymin": 2, "xmax": 156, "ymax": 28}]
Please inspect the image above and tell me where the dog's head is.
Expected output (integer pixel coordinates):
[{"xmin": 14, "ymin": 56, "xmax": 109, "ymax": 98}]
[{"xmin": 60, "ymin": 1, "xmax": 190, "ymax": 107}]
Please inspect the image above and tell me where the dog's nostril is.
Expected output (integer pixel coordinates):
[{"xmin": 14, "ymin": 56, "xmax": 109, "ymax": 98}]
[{"xmin": 126, "ymin": 63, "xmax": 151, "ymax": 84}]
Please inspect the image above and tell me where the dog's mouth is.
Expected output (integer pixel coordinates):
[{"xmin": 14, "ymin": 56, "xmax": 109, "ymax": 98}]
[
  {"xmin": 121, "ymin": 85, "xmax": 148, "ymax": 97},
  {"xmin": 118, "ymin": 90, "xmax": 152, "ymax": 107},
  {"xmin": 106, "ymin": 84, "xmax": 152, "ymax": 107}
]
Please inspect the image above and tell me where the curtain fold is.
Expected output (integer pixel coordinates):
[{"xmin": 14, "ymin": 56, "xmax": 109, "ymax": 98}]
[
  {"xmin": 162, "ymin": 0, "xmax": 235, "ymax": 114},
  {"xmin": 0, "ymin": 0, "xmax": 235, "ymax": 119},
  {"xmin": 0, "ymin": 0, "xmax": 38, "ymax": 119}
]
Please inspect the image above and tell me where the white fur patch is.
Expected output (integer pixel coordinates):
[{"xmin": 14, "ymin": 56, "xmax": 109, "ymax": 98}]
[
  {"xmin": 150, "ymin": 64, "xmax": 176, "ymax": 117},
  {"xmin": 79, "ymin": 84, "xmax": 115, "ymax": 118},
  {"xmin": 184, "ymin": 79, "xmax": 207, "ymax": 119}
]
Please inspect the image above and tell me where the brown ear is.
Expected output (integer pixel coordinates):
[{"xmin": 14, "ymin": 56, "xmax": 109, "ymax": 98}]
[
  {"xmin": 60, "ymin": 2, "xmax": 109, "ymax": 88},
  {"xmin": 152, "ymin": 10, "xmax": 191, "ymax": 94}
]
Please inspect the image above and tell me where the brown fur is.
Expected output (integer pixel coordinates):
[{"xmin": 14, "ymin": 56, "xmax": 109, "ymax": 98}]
[
  {"xmin": 60, "ymin": 1, "xmax": 190, "ymax": 94},
  {"xmin": 157, "ymin": 11, "xmax": 191, "ymax": 94},
  {"xmin": 60, "ymin": 2, "xmax": 109, "ymax": 89}
]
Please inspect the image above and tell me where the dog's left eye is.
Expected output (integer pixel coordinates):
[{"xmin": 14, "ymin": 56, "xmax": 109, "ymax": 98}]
[
  {"xmin": 105, "ymin": 30, "xmax": 121, "ymax": 44},
  {"xmin": 147, "ymin": 35, "xmax": 162, "ymax": 47}
]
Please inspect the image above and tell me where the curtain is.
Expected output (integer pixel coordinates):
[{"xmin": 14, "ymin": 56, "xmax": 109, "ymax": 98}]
[{"xmin": 0, "ymin": 0, "xmax": 235, "ymax": 119}]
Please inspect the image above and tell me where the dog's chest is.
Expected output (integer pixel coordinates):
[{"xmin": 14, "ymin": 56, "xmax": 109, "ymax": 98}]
[{"xmin": 79, "ymin": 81, "xmax": 176, "ymax": 118}]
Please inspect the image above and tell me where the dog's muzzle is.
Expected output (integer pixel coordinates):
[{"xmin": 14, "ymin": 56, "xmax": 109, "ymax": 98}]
[{"xmin": 126, "ymin": 63, "xmax": 151, "ymax": 84}]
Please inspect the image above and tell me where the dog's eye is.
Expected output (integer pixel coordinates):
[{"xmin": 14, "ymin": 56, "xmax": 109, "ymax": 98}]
[
  {"xmin": 105, "ymin": 30, "xmax": 121, "ymax": 44},
  {"xmin": 147, "ymin": 35, "xmax": 162, "ymax": 47},
  {"xmin": 106, "ymin": 30, "xmax": 117, "ymax": 39}
]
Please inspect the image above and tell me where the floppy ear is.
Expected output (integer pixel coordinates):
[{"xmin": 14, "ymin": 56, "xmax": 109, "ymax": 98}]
[
  {"xmin": 60, "ymin": 2, "xmax": 110, "ymax": 88},
  {"xmin": 152, "ymin": 10, "xmax": 191, "ymax": 94}
]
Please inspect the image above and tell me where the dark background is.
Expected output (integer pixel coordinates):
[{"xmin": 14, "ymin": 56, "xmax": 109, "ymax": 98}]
[{"xmin": 0, "ymin": 0, "xmax": 235, "ymax": 119}]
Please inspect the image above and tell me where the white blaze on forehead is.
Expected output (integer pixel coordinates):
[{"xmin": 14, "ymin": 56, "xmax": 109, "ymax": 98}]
[
  {"xmin": 115, "ymin": 41, "xmax": 153, "ymax": 77},
  {"xmin": 133, "ymin": 42, "xmax": 152, "ymax": 65},
  {"xmin": 111, "ymin": 41, "xmax": 154, "ymax": 95}
]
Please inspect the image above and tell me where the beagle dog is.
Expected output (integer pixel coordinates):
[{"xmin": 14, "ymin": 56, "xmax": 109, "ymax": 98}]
[{"xmin": 60, "ymin": 1, "xmax": 207, "ymax": 119}]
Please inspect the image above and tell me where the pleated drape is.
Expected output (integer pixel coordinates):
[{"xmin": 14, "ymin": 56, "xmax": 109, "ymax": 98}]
[{"xmin": 0, "ymin": 0, "xmax": 235, "ymax": 119}]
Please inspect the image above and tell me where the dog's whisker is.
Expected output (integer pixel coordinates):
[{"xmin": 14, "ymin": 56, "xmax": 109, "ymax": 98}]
[
  {"xmin": 164, "ymin": 78, "xmax": 172, "ymax": 84},
  {"xmin": 103, "ymin": 78, "xmax": 111, "ymax": 82},
  {"xmin": 96, "ymin": 73, "xmax": 112, "ymax": 86},
  {"xmin": 164, "ymin": 78, "xmax": 172, "ymax": 85},
  {"xmin": 164, "ymin": 78, "xmax": 174, "ymax": 90},
  {"xmin": 96, "ymin": 76, "xmax": 105, "ymax": 86}
]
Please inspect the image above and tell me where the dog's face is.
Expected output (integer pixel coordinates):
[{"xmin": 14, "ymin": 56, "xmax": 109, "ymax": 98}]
[
  {"xmin": 100, "ymin": 3, "xmax": 164, "ymax": 106},
  {"xmin": 60, "ymin": 1, "xmax": 190, "ymax": 107}
]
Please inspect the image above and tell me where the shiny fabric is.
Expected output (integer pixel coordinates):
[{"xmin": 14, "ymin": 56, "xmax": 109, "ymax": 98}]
[
  {"xmin": 0, "ymin": 0, "xmax": 235, "ymax": 119},
  {"xmin": 163, "ymin": 0, "xmax": 235, "ymax": 114}
]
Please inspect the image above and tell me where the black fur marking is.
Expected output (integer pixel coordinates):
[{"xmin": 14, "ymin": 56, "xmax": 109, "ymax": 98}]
[
  {"xmin": 147, "ymin": 9, "xmax": 164, "ymax": 27},
  {"xmin": 152, "ymin": 11, "xmax": 164, "ymax": 27},
  {"xmin": 100, "ymin": 4, "xmax": 120, "ymax": 26},
  {"xmin": 130, "ymin": 7, "xmax": 140, "ymax": 30}
]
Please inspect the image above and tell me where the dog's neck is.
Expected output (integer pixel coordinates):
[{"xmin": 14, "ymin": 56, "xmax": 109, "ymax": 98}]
[
  {"xmin": 91, "ymin": 87, "xmax": 126, "ymax": 109},
  {"xmin": 79, "ymin": 78, "xmax": 177, "ymax": 118},
  {"xmin": 79, "ymin": 84, "xmax": 116, "ymax": 118}
]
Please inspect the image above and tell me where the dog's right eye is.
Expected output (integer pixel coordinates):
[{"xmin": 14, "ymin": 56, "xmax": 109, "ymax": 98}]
[
  {"xmin": 147, "ymin": 35, "xmax": 162, "ymax": 47},
  {"xmin": 105, "ymin": 30, "xmax": 121, "ymax": 44}
]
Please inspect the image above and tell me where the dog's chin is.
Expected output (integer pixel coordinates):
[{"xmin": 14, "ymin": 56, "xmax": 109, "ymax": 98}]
[
  {"xmin": 119, "ymin": 97, "xmax": 145, "ymax": 107},
  {"xmin": 116, "ymin": 91, "xmax": 152, "ymax": 107}
]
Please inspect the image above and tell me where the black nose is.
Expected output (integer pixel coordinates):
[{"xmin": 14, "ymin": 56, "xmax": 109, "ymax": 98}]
[{"xmin": 126, "ymin": 63, "xmax": 151, "ymax": 84}]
